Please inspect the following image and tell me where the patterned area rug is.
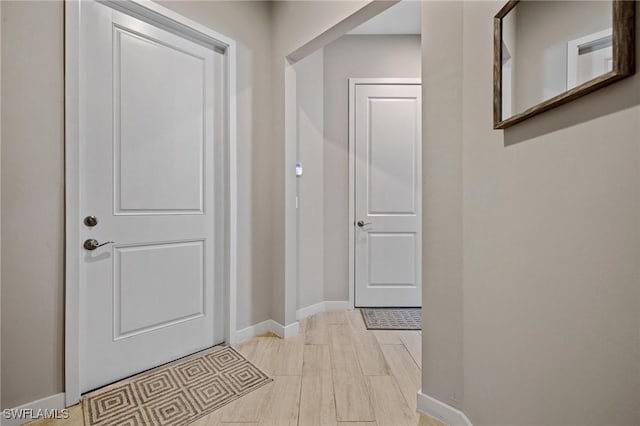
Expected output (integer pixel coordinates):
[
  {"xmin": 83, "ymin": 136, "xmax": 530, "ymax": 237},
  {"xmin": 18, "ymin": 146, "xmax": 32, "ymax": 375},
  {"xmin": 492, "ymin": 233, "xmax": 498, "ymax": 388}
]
[
  {"xmin": 360, "ymin": 308, "xmax": 422, "ymax": 330},
  {"xmin": 82, "ymin": 346, "xmax": 272, "ymax": 426}
]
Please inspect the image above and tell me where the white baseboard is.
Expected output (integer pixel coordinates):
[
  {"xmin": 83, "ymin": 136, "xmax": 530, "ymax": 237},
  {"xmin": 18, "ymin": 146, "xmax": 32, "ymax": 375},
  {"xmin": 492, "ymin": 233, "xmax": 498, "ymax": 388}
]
[
  {"xmin": 234, "ymin": 319, "xmax": 275, "ymax": 343},
  {"xmin": 296, "ymin": 300, "xmax": 350, "ymax": 320},
  {"xmin": 234, "ymin": 300, "xmax": 351, "ymax": 344},
  {"xmin": 273, "ymin": 320, "xmax": 300, "ymax": 338},
  {"xmin": 234, "ymin": 319, "xmax": 300, "ymax": 343},
  {"xmin": 417, "ymin": 391, "xmax": 472, "ymax": 426},
  {"xmin": 1, "ymin": 393, "xmax": 67, "ymax": 426},
  {"xmin": 296, "ymin": 301, "xmax": 326, "ymax": 319}
]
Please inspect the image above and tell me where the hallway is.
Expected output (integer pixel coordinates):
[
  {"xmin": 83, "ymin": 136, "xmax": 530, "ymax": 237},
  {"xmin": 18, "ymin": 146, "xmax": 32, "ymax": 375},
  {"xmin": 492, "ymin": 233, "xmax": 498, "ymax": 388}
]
[{"xmin": 32, "ymin": 310, "xmax": 442, "ymax": 426}]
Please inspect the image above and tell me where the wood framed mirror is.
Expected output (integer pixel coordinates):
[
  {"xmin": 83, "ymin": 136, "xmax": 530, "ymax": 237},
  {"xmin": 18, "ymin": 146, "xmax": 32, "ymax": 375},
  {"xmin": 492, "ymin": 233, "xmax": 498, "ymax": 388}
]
[{"xmin": 494, "ymin": 0, "xmax": 636, "ymax": 129}]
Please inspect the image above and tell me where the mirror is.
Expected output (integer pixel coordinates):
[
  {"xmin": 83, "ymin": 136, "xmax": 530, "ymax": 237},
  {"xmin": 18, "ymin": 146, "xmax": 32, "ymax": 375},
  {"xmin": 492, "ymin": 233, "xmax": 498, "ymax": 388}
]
[{"xmin": 494, "ymin": 0, "xmax": 635, "ymax": 129}]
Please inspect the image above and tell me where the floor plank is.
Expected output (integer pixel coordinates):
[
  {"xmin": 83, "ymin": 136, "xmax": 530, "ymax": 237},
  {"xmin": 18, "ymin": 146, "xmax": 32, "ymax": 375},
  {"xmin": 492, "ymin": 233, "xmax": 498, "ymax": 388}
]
[
  {"xmin": 399, "ymin": 331, "xmax": 422, "ymax": 368},
  {"xmin": 346, "ymin": 309, "xmax": 367, "ymax": 331},
  {"xmin": 324, "ymin": 310, "xmax": 347, "ymax": 324},
  {"xmin": 328, "ymin": 327, "xmax": 362, "ymax": 374},
  {"xmin": 190, "ymin": 408, "xmax": 223, "ymax": 426},
  {"xmin": 234, "ymin": 336, "xmax": 279, "ymax": 375},
  {"xmin": 329, "ymin": 325, "xmax": 374, "ymax": 422},
  {"xmin": 298, "ymin": 375, "xmax": 337, "ymax": 426},
  {"xmin": 381, "ymin": 344, "xmax": 421, "ymax": 415},
  {"xmin": 372, "ymin": 330, "xmax": 404, "ymax": 345},
  {"xmin": 346, "ymin": 310, "xmax": 392, "ymax": 376},
  {"xmin": 304, "ymin": 312, "xmax": 330, "ymax": 344},
  {"xmin": 337, "ymin": 423, "xmax": 377, "ymax": 426},
  {"xmin": 219, "ymin": 380, "xmax": 274, "ymax": 423},
  {"xmin": 272, "ymin": 333, "xmax": 305, "ymax": 376},
  {"xmin": 367, "ymin": 375, "xmax": 416, "ymax": 426},
  {"xmin": 302, "ymin": 344, "xmax": 331, "ymax": 376},
  {"xmin": 257, "ymin": 376, "xmax": 301, "ymax": 426},
  {"xmin": 328, "ymin": 323, "xmax": 357, "ymax": 348},
  {"xmin": 331, "ymin": 371, "xmax": 375, "ymax": 422},
  {"xmin": 220, "ymin": 423, "xmax": 258, "ymax": 426},
  {"xmin": 31, "ymin": 404, "xmax": 84, "ymax": 426}
]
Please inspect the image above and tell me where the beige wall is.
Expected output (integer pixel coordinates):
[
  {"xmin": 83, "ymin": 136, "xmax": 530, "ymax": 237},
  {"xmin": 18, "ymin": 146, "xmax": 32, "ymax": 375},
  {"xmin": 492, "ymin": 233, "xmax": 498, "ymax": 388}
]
[
  {"xmin": 0, "ymin": 0, "xmax": 274, "ymax": 409},
  {"xmin": 422, "ymin": 1, "xmax": 640, "ymax": 425},
  {"xmin": 1, "ymin": 1, "xmax": 65, "ymax": 409},
  {"xmin": 421, "ymin": 1, "xmax": 465, "ymax": 410},
  {"xmin": 322, "ymin": 35, "xmax": 421, "ymax": 301}
]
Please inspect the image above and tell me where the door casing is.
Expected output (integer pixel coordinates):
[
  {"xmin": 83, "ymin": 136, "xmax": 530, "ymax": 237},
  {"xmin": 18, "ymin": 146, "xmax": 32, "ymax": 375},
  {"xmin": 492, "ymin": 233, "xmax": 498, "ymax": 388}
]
[
  {"xmin": 64, "ymin": 0, "xmax": 238, "ymax": 406},
  {"xmin": 348, "ymin": 78, "xmax": 422, "ymax": 309}
]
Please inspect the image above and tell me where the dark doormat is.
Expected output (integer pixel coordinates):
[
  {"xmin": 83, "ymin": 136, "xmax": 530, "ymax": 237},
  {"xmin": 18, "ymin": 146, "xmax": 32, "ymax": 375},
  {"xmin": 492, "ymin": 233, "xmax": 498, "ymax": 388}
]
[{"xmin": 360, "ymin": 308, "xmax": 422, "ymax": 330}]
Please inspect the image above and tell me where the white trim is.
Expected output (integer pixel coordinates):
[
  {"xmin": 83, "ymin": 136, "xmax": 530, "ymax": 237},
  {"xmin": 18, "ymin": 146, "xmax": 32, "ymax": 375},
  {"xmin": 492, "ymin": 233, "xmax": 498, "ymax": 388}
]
[
  {"xmin": 64, "ymin": 0, "xmax": 81, "ymax": 407},
  {"xmin": 417, "ymin": 391, "xmax": 473, "ymax": 426},
  {"xmin": 347, "ymin": 78, "xmax": 421, "ymax": 309},
  {"xmin": 276, "ymin": 320, "xmax": 300, "ymax": 338},
  {"xmin": 234, "ymin": 320, "xmax": 278, "ymax": 343},
  {"xmin": 296, "ymin": 301, "xmax": 325, "ymax": 320},
  {"xmin": 295, "ymin": 301, "xmax": 351, "ymax": 321},
  {"xmin": 100, "ymin": 0, "xmax": 234, "ymax": 48},
  {"xmin": 567, "ymin": 28, "xmax": 612, "ymax": 89},
  {"xmin": 225, "ymin": 23, "xmax": 239, "ymax": 348},
  {"xmin": 349, "ymin": 78, "xmax": 422, "ymax": 85},
  {"xmin": 64, "ymin": 0, "xmax": 238, "ymax": 405},
  {"xmin": 348, "ymin": 79, "xmax": 356, "ymax": 310},
  {"xmin": 284, "ymin": 62, "xmax": 298, "ymax": 327},
  {"xmin": 1, "ymin": 393, "xmax": 66, "ymax": 426},
  {"xmin": 234, "ymin": 319, "xmax": 300, "ymax": 343}
]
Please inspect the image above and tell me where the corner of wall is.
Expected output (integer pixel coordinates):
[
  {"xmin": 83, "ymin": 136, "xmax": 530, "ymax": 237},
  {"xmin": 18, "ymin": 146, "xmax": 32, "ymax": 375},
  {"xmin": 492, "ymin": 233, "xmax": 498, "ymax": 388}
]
[{"xmin": 420, "ymin": 0, "xmax": 465, "ymax": 412}]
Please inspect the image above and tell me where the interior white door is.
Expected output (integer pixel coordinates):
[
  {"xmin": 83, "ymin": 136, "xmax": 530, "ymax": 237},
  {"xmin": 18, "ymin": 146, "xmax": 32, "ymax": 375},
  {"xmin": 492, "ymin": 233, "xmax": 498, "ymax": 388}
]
[
  {"xmin": 79, "ymin": 2, "xmax": 224, "ymax": 392},
  {"xmin": 354, "ymin": 82, "xmax": 422, "ymax": 307}
]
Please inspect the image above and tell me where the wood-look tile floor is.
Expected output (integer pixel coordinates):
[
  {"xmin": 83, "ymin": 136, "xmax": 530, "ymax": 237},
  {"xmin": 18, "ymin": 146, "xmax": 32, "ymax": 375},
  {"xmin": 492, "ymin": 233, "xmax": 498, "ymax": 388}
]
[{"xmin": 32, "ymin": 310, "xmax": 443, "ymax": 426}]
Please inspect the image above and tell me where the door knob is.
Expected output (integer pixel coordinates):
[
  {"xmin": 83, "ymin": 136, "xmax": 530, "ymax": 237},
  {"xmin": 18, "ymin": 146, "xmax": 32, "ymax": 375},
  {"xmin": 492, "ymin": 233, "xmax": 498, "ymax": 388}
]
[
  {"xmin": 357, "ymin": 220, "xmax": 372, "ymax": 227},
  {"xmin": 83, "ymin": 215, "xmax": 98, "ymax": 227},
  {"xmin": 84, "ymin": 239, "xmax": 114, "ymax": 251}
]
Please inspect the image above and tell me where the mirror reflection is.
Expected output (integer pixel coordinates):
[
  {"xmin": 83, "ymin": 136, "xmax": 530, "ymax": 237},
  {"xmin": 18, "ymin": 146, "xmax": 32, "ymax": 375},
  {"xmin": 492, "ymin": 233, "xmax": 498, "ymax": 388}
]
[{"xmin": 501, "ymin": 1, "xmax": 613, "ymax": 119}]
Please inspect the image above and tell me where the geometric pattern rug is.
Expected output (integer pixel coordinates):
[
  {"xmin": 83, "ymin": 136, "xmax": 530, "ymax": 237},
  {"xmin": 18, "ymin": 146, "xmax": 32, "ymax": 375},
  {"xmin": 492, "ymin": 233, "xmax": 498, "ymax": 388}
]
[
  {"xmin": 360, "ymin": 308, "xmax": 422, "ymax": 330},
  {"xmin": 82, "ymin": 346, "xmax": 272, "ymax": 426}
]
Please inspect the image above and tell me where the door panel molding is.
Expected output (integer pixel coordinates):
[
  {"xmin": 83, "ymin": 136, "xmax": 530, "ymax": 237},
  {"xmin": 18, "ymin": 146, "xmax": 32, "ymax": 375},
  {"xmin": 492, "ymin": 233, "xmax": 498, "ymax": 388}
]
[
  {"xmin": 64, "ymin": 0, "xmax": 238, "ymax": 406},
  {"xmin": 112, "ymin": 239, "xmax": 206, "ymax": 340},
  {"xmin": 348, "ymin": 78, "xmax": 422, "ymax": 309},
  {"xmin": 113, "ymin": 23, "xmax": 207, "ymax": 214}
]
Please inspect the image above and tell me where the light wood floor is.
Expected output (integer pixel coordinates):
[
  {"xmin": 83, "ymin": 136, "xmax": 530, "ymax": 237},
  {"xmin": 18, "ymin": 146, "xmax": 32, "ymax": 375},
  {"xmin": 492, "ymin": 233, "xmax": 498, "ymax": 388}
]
[{"xmin": 33, "ymin": 310, "xmax": 443, "ymax": 426}]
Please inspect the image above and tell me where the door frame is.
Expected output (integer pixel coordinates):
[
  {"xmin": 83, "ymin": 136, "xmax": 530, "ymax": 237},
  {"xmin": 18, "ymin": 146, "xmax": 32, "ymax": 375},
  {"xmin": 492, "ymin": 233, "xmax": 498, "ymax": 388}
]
[
  {"xmin": 64, "ymin": 0, "xmax": 238, "ymax": 406},
  {"xmin": 348, "ymin": 78, "xmax": 422, "ymax": 308}
]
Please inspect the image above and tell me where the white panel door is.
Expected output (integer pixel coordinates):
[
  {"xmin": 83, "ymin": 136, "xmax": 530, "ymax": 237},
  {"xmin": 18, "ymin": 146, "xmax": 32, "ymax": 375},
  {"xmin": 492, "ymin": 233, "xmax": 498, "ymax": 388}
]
[
  {"xmin": 354, "ymin": 83, "xmax": 422, "ymax": 307},
  {"xmin": 79, "ymin": 2, "xmax": 223, "ymax": 392}
]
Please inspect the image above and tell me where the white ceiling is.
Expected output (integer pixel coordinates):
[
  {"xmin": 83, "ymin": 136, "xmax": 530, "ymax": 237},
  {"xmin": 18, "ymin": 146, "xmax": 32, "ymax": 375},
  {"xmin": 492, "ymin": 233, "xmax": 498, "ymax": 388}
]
[{"xmin": 348, "ymin": 1, "xmax": 422, "ymax": 35}]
